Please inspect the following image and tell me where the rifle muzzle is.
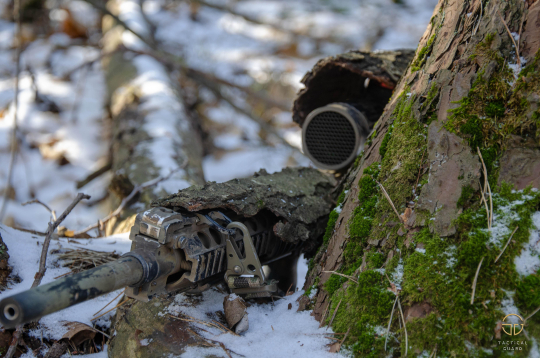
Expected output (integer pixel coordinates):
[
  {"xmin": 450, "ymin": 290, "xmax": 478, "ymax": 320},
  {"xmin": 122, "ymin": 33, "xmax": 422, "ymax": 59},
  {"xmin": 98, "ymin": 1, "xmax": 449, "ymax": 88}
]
[{"xmin": 0, "ymin": 256, "xmax": 144, "ymax": 329}]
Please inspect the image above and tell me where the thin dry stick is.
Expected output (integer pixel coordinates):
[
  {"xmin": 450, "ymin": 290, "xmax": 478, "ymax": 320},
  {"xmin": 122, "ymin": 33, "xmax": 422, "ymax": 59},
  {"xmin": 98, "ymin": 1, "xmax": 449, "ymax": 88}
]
[
  {"xmin": 93, "ymin": 290, "xmax": 125, "ymax": 316},
  {"xmin": 472, "ymin": 0, "xmax": 483, "ymax": 36},
  {"xmin": 74, "ymin": 164, "xmax": 185, "ymax": 236},
  {"xmin": 525, "ymin": 305, "xmax": 540, "ymax": 322},
  {"xmin": 22, "ymin": 199, "xmax": 57, "ymax": 221},
  {"xmin": 495, "ymin": 226, "xmax": 519, "ymax": 263},
  {"xmin": 168, "ymin": 314, "xmax": 227, "ymax": 333},
  {"xmin": 6, "ymin": 193, "xmax": 90, "ymax": 358},
  {"xmin": 497, "ymin": 8, "xmax": 521, "ymax": 68},
  {"xmin": 91, "ymin": 298, "xmax": 130, "ymax": 321},
  {"xmin": 477, "ymin": 147, "xmax": 493, "ymax": 228},
  {"xmin": 385, "ymin": 294, "xmax": 399, "ymax": 351},
  {"xmin": 0, "ymin": 0, "xmax": 23, "ymax": 223},
  {"xmin": 397, "ymin": 296, "xmax": 408, "ymax": 357},
  {"xmin": 376, "ymin": 180, "xmax": 404, "ymax": 223},
  {"xmin": 471, "ymin": 256, "xmax": 485, "ymax": 305},
  {"xmin": 479, "ymin": 180, "xmax": 491, "ymax": 230},
  {"xmin": 217, "ymin": 342, "xmax": 233, "ymax": 358},
  {"xmin": 322, "ymin": 271, "xmax": 358, "ymax": 284},
  {"xmin": 194, "ymin": 0, "xmax": 348, "ymax": 46},
  {"xmin": 338, "ymin": 327, "xmax": 351, "ymax": 353},
  {"xmin": 328, "ymin": 299, "xmax": 343, "ymax": 328},
  {"xmin": 319, "ymin": 301, "xmax": 331, "ymax": 328},
  {"xmin": 211, "ymin": 319, "xmax": 241, "ymax": 337}
]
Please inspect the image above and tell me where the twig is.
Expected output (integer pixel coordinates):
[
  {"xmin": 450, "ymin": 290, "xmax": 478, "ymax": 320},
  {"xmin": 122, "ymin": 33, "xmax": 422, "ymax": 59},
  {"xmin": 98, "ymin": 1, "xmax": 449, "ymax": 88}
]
[
  {"xmin": 11, "ymin": 226, "xmax": 46, "ymax": 236},
  {"xmin": 34, "ymin": 193, "xmax": 91, "ymax": 285},
  {"xmin": 62, "ymin": 49, "xmax": 121, "ymax": 79},
  {"xmin": 0, "ymin": 0, "xmax": 23, "ymax": 223},
  {"xmin": 319, "ymin": 301, "xmax": 330, "ymax": 328},
  {"xmin": 472, "ymin": 0, "xmax": 483, "ymax": 36},
  {"xmin": 495, "ymin": 226, "xmax": 519, "ymax": 263},
  {"xmin": 471, "ymin": 256, "xmax": 484, "ymax": 305},
  {"xmin": 477, "ymin": 147, "xmax": 492, "ymax": 229},
  {"xmin": 81, "ymin": 0, "xmax": 155, "ymax": 50},
  {"xmin": 376, "ymin": 180, "xmax": 404, "ymax": 224},
  {"xmin": 21, "ymin": 199, "xmax": 57, "ymax": 221},
  {"xmin": 83, "ymin": 0, "xmax": 294, "ymax": 149},
  {"xmin": 74, "ymin": 164, "xmax": 185, "ymax": 236},
  {"xmin": 525, "ymin": 305, "xmax": 540, "ymax": 322},
  {"xmin": 168, "ymin": 314, "xmax": 229, "ymax": 334},
  {"xmin": 211, "ymin": 319, "xmax": 241, "ymax": 337},
  {"xmin": 397, "ymin": 296, "xmax": 408, "ymax": 357},
  {"xmin": 497, "ymin": 8, "xmax": 521, "ymax": 68},
  {"xmin": 338, "ymin": 327, "xmax": 351, "ymax": 352},
  {"xmin": 322, "ymin": 271, "xmax": 358, "ymax": 284},
  {"xmin": 385, "ymin": 294, "xmax": 399, "ymax": 351},
  {"xmin": 76, "ymin": 161, "xmax": 111, "ymax": 189},
  {"xmin": 218, "ymin": 342, "xmax": 233, "ymax": 358},
  {"xmin": 328, "ymin": 299, "xmax": 342, "ymax": 328},
  {"xmin": 6, "ymin": 193, "xmax": 90, "ymax": 358},
  {"xmin": 93, "ymin": 290, "xmax": 125, "ymax": 316},
  {"xmin": 91, "ymin": 298, "xmax": 130, "ymax": 321},
  {"xmin": 193, "ymin": 0, "xmax": 349, "ymax": 46},
  {"xmin": 180, "ymin": 68, "xmax": 296, "ymax": 150}
]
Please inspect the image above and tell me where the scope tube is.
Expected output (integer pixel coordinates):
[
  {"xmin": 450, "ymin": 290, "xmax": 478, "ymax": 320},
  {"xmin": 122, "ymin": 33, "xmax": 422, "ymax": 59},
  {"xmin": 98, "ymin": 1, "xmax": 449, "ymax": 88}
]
[{"xmin": 0, "ymin": 256, "xmax": 144, "ymax": 329}]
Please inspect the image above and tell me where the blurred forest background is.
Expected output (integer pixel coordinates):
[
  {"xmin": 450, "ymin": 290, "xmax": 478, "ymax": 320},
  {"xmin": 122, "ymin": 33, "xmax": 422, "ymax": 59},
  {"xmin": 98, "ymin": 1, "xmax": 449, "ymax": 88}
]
[{"xmin": 0, "ymin": 0, "xmax": 436, "ymax": 234}]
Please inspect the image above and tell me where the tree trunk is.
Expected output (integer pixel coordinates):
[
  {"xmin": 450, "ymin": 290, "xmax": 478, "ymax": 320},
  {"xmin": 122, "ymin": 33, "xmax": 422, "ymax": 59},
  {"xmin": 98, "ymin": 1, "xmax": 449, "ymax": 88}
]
[
  {"xmin": 101, "ymin": 0, "xmax": 205, "ymax": 235},
  {"xmin": 305, "ymin": 0, "xmax": 540, "ymax": 356}
]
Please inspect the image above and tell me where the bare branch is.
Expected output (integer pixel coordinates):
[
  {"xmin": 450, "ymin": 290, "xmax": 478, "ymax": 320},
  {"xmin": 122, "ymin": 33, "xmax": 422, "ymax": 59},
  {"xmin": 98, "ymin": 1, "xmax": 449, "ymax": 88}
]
[
  {"xmin": 21, "ymin": 199, "xmax": 57, "ymax": 221},
  {"xmin": 6, "ymin": 193, "xmax": 90, "ymax": 358},
  {"xmin": 74, "ymin": 163, "xmax": 186, "ymax": 237}
]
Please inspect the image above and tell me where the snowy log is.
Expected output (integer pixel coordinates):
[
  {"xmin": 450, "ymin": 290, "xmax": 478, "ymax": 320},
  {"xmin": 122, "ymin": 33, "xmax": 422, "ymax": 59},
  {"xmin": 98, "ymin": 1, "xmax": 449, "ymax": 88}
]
[{"xmin": 100, "ymin": 0, "xmax": 205, "ymax": 235}]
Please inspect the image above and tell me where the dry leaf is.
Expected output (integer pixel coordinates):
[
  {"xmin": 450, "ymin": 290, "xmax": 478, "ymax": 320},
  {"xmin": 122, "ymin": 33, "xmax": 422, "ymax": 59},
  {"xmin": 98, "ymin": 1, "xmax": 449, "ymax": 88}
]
[{"xmin": 223, "ymin": 294, "xmax": 249, "ymax": 334}]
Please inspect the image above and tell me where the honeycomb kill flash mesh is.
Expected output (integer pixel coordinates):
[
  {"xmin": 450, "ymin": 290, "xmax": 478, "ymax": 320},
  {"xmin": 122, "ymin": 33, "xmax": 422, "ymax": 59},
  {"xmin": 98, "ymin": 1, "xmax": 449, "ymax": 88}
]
[{"xmin": 304, "ymin": 111, "xmax": 356, "ymax": 166}]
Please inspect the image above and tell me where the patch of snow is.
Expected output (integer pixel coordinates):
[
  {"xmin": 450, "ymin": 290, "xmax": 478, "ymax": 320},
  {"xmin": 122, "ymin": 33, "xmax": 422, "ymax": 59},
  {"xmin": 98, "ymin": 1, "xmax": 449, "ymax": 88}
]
[
  {"xmin": 167, "ymin": 289, "xmax": 340, "ymax": 358},
  {"xmin": 515, "ymin": 212, "xmax": 540, "ymax": 276},
  {"xmin": 0, "ymin": 225, "xmax": 132, "ymax": 340}
]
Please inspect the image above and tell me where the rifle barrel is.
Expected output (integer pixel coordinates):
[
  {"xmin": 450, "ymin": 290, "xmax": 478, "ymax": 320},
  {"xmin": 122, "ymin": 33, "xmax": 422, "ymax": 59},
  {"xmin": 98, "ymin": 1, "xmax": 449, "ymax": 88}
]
[{"xmin": 0, "ymin": 256, "xmax": 144, "ymax": 329}]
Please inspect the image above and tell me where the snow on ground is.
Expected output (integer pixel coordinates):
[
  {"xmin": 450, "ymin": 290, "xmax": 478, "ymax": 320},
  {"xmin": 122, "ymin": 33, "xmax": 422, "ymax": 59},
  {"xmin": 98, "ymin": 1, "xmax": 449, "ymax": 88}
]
[
  {"xmin": 168, "ymin": 289, "xmax": 338, "ymax": 358},
  {"xmin": 0, "ymin": 225, "xmax": 132, "ymax": 339}
]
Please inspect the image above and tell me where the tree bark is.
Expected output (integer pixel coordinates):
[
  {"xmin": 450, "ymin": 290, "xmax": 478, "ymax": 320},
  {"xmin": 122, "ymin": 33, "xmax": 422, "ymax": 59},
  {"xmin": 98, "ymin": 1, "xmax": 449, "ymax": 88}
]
[{"xmin": 306, "ymin": 0, "xmax": 540, "ymax": 356}]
